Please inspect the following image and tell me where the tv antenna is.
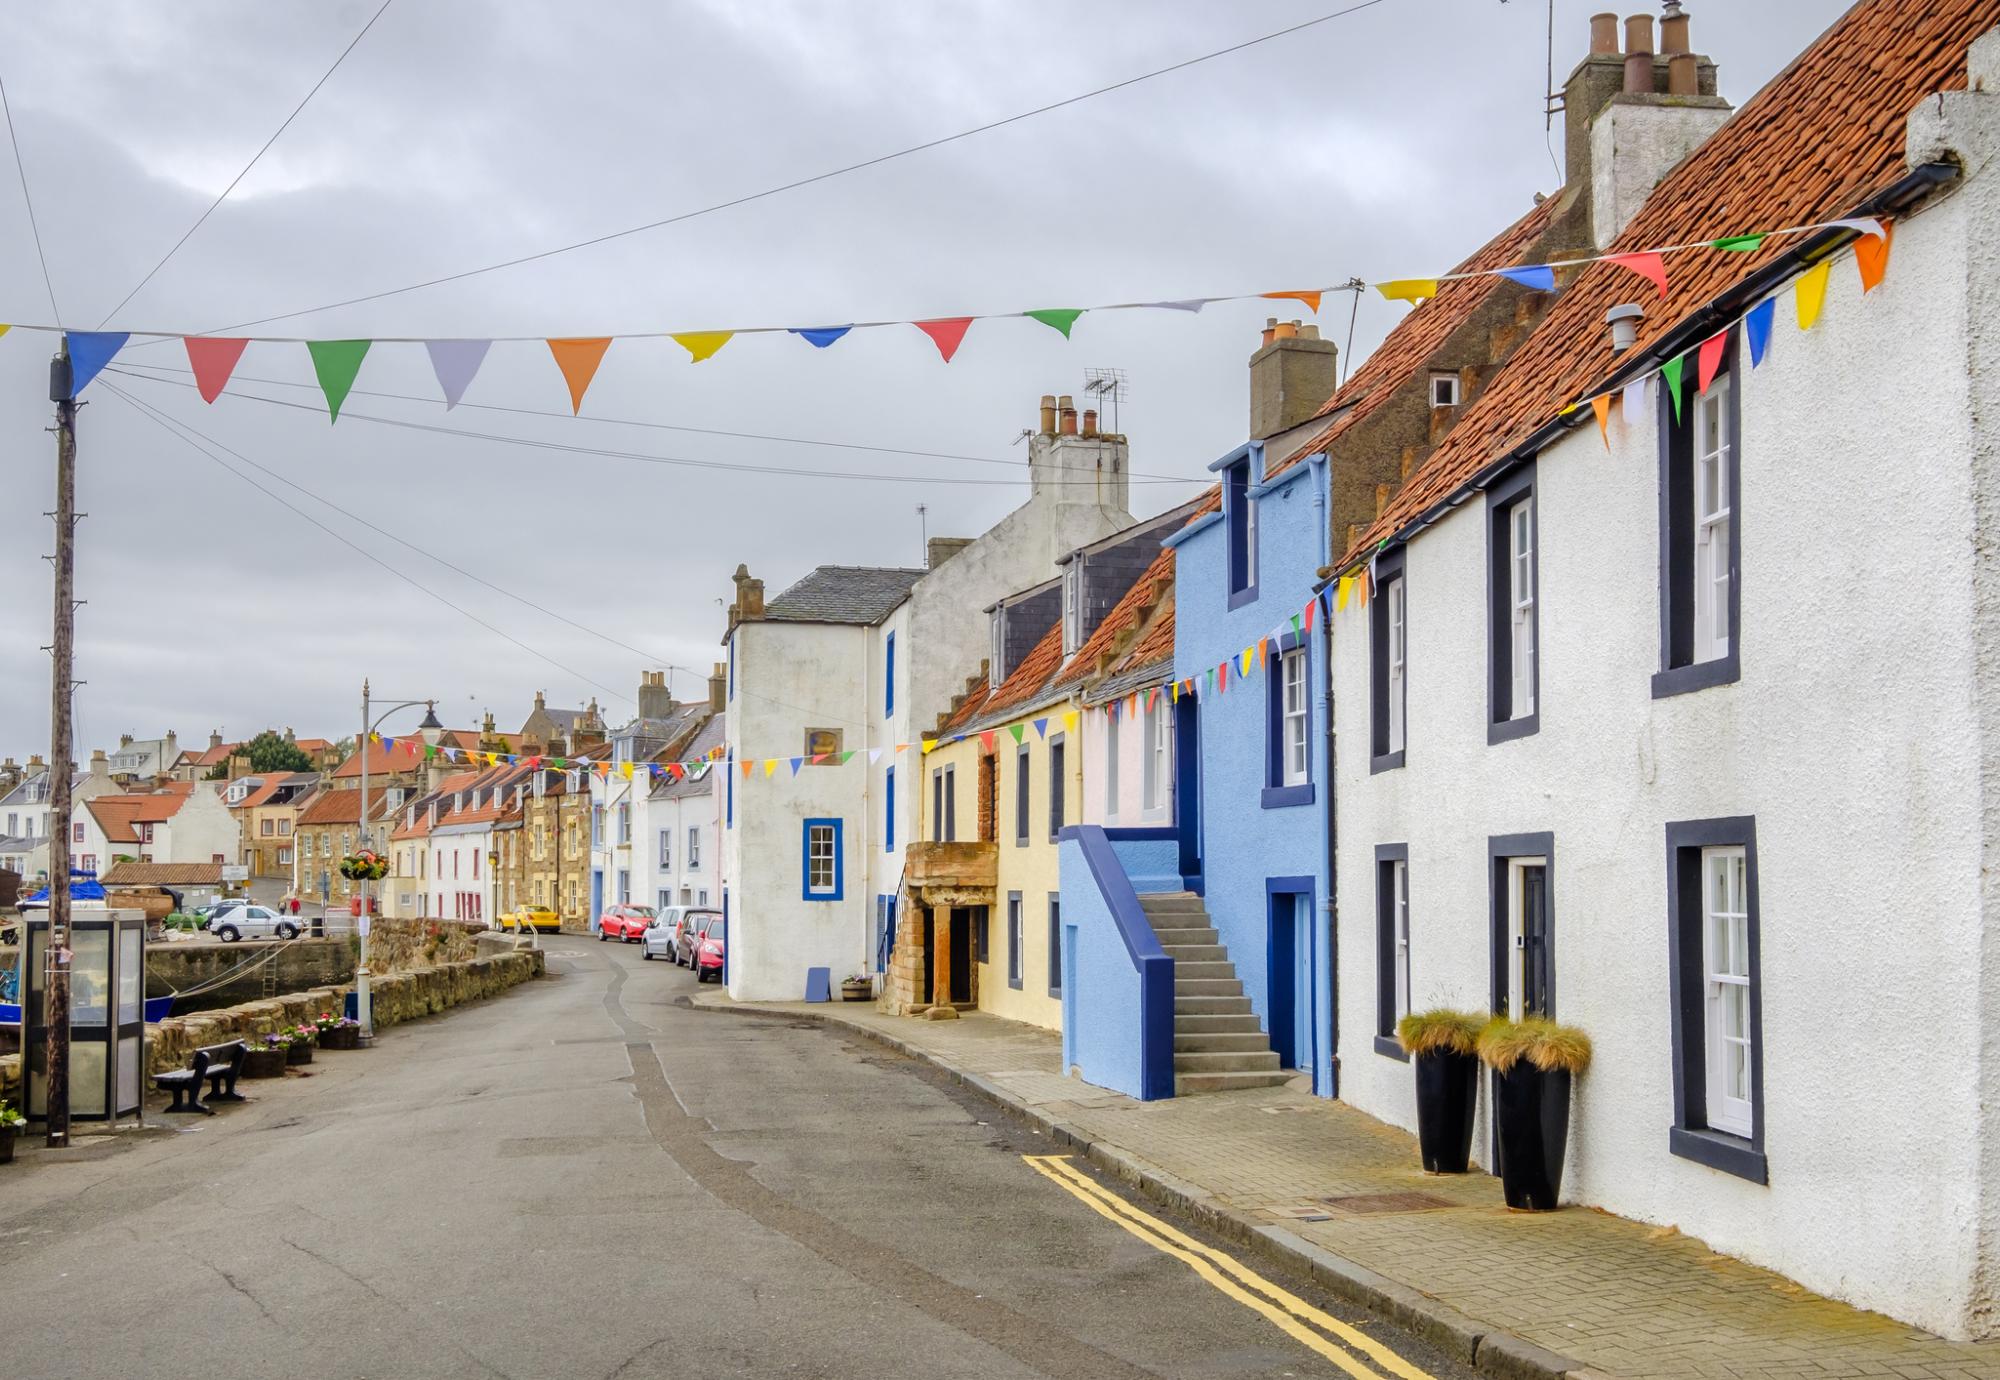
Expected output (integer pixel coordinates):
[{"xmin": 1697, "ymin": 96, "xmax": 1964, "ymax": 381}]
[
  {"xmin": 915, "ymin": 503, "xmax": 929, "ymax": 561},
  {"xmin": 1083, "ymin": 368, "xmax": 1128, "ymax": 435}
]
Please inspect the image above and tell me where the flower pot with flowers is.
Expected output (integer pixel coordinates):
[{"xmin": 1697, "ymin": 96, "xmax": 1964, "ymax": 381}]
[
  {"xmin": 841, "ymin": 972, "xmax": 872, "ymax": 1002},
  {"xmin": 0, "ymin": 1101, "xmax": 25, "ymax": 1164},
  {"xmin": 245, "ymin": 1036, "xmax": 289, "ymax": 1078},
  {"xmin": 1477, "ymin": 1016, "xmax": 1592, "ymax": 1211},
  {"xmin": 1396, "ymin": 1009, "xmax": 1487, "ymax": 1174},
  {"xmin": 338, "ymin": 850, "xmax": 390, "ymax": 883},
  {"xmin": 283, "ymin": 1024, "xmax": 317, "ymax": 1066},
  {"xmin": 315, "ymin": 1012, "xmax": 361, "ymax": 1050}
]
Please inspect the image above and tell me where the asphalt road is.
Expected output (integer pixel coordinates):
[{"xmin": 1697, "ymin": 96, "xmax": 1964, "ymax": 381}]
[{"xmin": 0, "ymin": 937, "xmax": 1476, "ymax": 1380}]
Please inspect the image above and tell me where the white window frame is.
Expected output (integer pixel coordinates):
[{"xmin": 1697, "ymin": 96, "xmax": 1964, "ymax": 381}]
[
  {"xmin": 688, "ymin": 825, "xmax": 700, "ymax": 869},
  {"xmin": 1430, "ymin": 371, "xmax": 1459, "ymax": 408},
  {"xmin": 1281, "ymin": 649, "xmax": 1308, "ymax": 787},
  {"xmin": 1386, "ymin": 577, "xmax": 1406, "ymax": 754},
  {"xmin": 1509, "ymin": 498, "xmax": 1536, "ymax": 719},
  {"xmin": 1694, "ymin": 377, "xmax": 1733, "ymax": 664},
  {"xmin": 1061, "ymin": 565, "xmax": 1082, "ymax": 656},
  {"xmin": 1391, "ymin": 859, "xmax": 1410, "ymax": 1025},
  {"xmin": 1244, "ymin": 495, "xmax": 1259, "ymax": 589},
  {"xmin": 1703, "ymin": 845, "xmax": 1753, "ymax": 1137},
  {"xmin": 658, "ymin": 830, "xmax": 671, "ymax": 869},
  {"xmin": 990, "ymin": 610, "xmax": 1006, "ymax": 689},
  {"xmin": 1142, "ymin": 698, "xmax": 1172, "ymax": 817},
  {"xmin": 1103, "ymin": 710, "xmax": 1121, "ymax": 820},
  {"xmin": 807, "ymin": 823, "xmax": 837, "ymax": 894},
  {"xmin": 1505, "ymin": 855, "xmax": 1548, "ymax": 1022}
]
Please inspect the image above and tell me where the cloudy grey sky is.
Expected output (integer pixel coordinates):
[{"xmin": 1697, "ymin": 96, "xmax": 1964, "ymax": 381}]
[{"xmin": 0, "ymin": 0, "xmax": 1850, "ymax": 758}]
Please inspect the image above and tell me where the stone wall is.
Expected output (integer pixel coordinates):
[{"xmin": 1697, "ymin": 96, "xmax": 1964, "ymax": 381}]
[{"xmin": 148, "ymin": 937, "xmax": 357, "ymax": 1009}]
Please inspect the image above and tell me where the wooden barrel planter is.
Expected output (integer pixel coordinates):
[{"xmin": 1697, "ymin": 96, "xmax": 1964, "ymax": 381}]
[{"xmin": 243, "ymin": 1046, "xmax": 288, "ymax": 1079}]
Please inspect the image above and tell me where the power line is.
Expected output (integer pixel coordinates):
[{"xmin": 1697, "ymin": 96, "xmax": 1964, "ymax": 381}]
[
  {"xmin": 95, "ymin": 0, "xmax": 398, "ymax": 329},
  {"xmin": 106, "ymin": 365, "xmax": 1206, "ymax": 488},
  {"xmin": 0, "ymin": 63, "xmax": 59, "ymax": 325},
  {"xmin": 102, "ymin": 381, "xmax": 636, "ymax": 706},
  {"xmin": 158, "ymin": 0, "xmax": 1393, "ymax": 336}
]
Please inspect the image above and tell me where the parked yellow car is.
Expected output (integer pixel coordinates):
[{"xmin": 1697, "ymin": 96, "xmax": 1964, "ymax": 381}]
[{"xmin": 497, "ymin": 905, "xmax": 560, "ymax": 933}]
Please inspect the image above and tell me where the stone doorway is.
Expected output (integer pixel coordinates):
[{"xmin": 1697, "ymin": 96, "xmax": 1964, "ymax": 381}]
[{"xmin": 921, "ymin": 905, "xmax": 976, "ymax": 1006}]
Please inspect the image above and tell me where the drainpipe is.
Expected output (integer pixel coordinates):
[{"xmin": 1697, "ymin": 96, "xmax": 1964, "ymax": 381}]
[{"xmin": 1311, "ymin": 453, "xmax": 1338, "ymax": 1100}]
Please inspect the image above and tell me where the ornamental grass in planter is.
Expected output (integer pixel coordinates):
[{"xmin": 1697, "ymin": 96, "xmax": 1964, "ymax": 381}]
[
  {"xmin": 1396, "ymin": 1009, "xmax": 1486, "ymax": 1174},
  {"xmin": 1477, "ymin": 1017, "xmax": 1592, "ymax": 1212}
]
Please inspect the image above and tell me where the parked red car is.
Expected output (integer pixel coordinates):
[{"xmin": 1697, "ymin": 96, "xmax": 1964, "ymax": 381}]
[
  {"xmin": 690, "ymin": 912, "xmax": 725, "ymax": 983},
  {"xmin": 596, "ymin": 904, "xmax": 656, "ymax": 943}
]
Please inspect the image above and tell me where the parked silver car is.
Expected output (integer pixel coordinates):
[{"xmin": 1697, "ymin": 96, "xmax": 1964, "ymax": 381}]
[
  {"xmin": 643, "ymin": 907, "xmax": 719, "ymax": 963},
  {"xmin": 210, "ymin": 903, "xmax": 301, "ymax": 942}
]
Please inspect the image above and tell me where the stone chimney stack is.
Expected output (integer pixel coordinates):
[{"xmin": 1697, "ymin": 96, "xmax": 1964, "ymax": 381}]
[
  {"xmin": 1565, "ymin": 7, "xmax": 1731, "ymax": 250},
  {"xmin": 708, "ymin": 662, "xmax": 726, "ymax": 714},
  {"xmin": 1249, "ymin": 318, "xmax": 1339, "ymax": 442},
  {"xmin": 209, "ymin": 729, "xmax": 223, "ymax": 750},
  {"xmin": 1026, "ymin": 390, "xmax": 1131, "ymax": 515},
  {"xmin": 728, "ymin": 564, "xmax": 766, "ymax": 629},
  {"xmin": 89, "ymin": 748, "xmax": 109, "ymax": 779},
  {"xmin": 927, "ymin": 537, "xmax": 973, "ymax": 569},
  {"xmin": 637, "ymin": 670, "xmax": 675, "ymax": 721}
]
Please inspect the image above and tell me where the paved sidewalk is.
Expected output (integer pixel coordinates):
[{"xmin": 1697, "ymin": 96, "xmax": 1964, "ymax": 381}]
[{"xmin": 699, "ymin": 993, "xmax": 2000, "ymax": 1380}]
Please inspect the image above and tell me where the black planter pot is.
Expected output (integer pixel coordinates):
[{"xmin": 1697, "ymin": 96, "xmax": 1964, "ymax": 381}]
[
  {"xmin": 286, "ymin": 1042, "xmax": 314, "ymax": 1067},
  {"xmin": 1494, "ymin": 1063, "xmax": 1572, "ymax": 1210},
  {"xmin": 0, "ymin": 1125, "xmax": 15, "ymax": 1165},
  {"xmin": 1412, "ymin": 1050, "xmax": 1479, "ymax": 1174}
]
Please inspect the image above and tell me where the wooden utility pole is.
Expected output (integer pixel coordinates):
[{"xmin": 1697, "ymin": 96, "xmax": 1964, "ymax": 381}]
[{"xmin": 44, "ymin": 343, "xmax": 77, "ymax": 1148}]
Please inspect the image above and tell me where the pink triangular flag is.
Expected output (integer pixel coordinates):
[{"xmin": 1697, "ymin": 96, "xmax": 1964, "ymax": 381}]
[
  {"xmin": 914, "ymin": 318, "xmax": 973, "ymax": 363},
  {"xmin": 1609, "ymin": 252, "xmax": 1669, "ymax": 298},
  {"xmin": 184, "ymin": 337, "xmax": 250, "ymax": 403}
]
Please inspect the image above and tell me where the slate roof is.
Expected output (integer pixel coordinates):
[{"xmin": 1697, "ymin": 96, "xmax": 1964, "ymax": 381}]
[
  {"xmin": 1340, "ymin": 0, "xmax": 1995, "ymax": 565},
  {"xmin": 761, "ymin": 565, "xmax": 926, "ymax": 626},
  {"xmin": 1051, "ymin": 546, "xmax": 1177, "ymax": 694},
  {"xmin": 651, "ymin": 718, "xmax": 726, "ymax": 800}
]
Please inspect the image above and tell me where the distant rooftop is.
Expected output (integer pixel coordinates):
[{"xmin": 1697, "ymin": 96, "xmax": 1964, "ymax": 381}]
[{"xmin": 763, "ymin": 565, "xmax": 925, "ymax": 626}]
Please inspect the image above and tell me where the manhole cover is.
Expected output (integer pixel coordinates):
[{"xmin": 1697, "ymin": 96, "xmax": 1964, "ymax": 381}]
[{"xmin": 1319, "ymin": 1191, "xmax": 1456, "ymax": 1214}]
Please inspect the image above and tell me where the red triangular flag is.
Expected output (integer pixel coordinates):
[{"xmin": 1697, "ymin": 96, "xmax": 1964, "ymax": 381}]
[
  {"xmin": 185, "ymin": 337, "xmax": 250, "ymax": 403},
  {"xmin": 915, "ymin": 317, "xmax": 973, "ymax": 363},
  {"xmin": 1302, "ymin": 595, "xmax": 1317, "ymax": 631},
  {"xmin": 1855, "ymin": 220, "xmax": 1894, "ymax": 293},
  {"xmin": 1696, "ymin": 329, "xmax": 1730, "ymax": 394},
  {"xmin": 1609, "ymin": 252, "xmax": 1669, "ymax": 298},
  {"xmin": 979, "ymin": 730, "xmax": 996, "ymax": 755}
]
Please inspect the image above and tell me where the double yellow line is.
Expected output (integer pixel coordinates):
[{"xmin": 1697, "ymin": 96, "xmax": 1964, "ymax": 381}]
[{"xmin": 1024, "ymin": 1155, "xmax": 1437, "ymax": 1380}]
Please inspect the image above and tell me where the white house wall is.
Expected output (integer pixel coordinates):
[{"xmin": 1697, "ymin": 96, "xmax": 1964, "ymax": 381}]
[
  {"xmin": 1082, "ymin": 699, "xmax": 1173, "ymax": 827},
  {"xmin": 1331, "ymin": 194, "xmax": 1992, "ymax": 1336}
]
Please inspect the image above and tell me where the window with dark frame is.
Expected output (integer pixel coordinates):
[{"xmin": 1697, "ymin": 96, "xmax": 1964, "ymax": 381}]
[
  {"xmin": 1047, "ymin": 737, "xmax": 1065, "ymax": 840},
  {"xmin": 1014, "ymin": 743, "xmax": 1030, "ymax": 844},
  {"xmin": 1226, "ymin": 457, "xmax": 1258, "ymax": 605},
  {"xmin": 1486, "ymin": 464, "xmax": 1540, "ymax": 743},
  {"xmin": 1666, "ymin": 816, "xmax": 1766, "ymax": 1183},
  {"xmin": 1655, "ymin": 348, "xmax": 1742, "ymax": 698},
  {"xmin": 1374, "ymin": 844, "xmax": 1410, "ymax": 1060},
  {"xmin": 1262, "ymin": 633, "xmax": 1313, "ymax": 808},
  {"xmin": 884, "ymin": 766, "xmax": 895, "ymax": 851},
  {"xmin": 1007, "ymin": 893, "xmax": 1023, "ymax": 989},
  {"xmin": 1370, "ymin": 546, "xmax": 1408, "ymax": 772},
  {"xmin": 1047, "ymin": 893, "xmax": 1062, "ymax": 996},
  {"xmin": 944, "ymin": 765, "xmax": 957, "ymax": 841}
]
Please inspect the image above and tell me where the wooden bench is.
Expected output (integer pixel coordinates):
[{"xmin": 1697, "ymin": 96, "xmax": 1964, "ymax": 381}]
[{"xmin": 153, "ymin": 1040, "xmax": 248, "ymax": 1115}]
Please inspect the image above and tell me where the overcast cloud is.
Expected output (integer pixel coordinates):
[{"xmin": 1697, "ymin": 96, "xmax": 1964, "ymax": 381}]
[{"xmin": 0, "ymin": 0, "xmax": 1850, "ymax": 756}]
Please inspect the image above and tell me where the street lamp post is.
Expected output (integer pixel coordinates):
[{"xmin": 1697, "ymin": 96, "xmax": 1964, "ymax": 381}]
[{"xmin": 357, "ymin": 679, "xmax": 443, "ymax": 1045}]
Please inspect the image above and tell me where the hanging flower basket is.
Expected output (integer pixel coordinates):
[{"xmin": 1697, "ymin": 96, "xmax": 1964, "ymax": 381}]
[{"xmin": 338, "ymin": 850, "xmax": 390, "ymax": 882}]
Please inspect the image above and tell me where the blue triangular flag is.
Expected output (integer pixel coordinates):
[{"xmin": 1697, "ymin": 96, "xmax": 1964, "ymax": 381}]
[
  {"xmin": 790, "ymin": 326, "xmax": 852, "ymax": 349},
  {"xmin": 788, "ymin": 757, "xmax": 803, "ymax": 776},
  {"xmin": 1033, "ymin": 718, "xmax": 1048, "ymax": 739},
  {"xmin": 381, "ymin": 737, "xmax": 395, "ymax": 756},
  {"xmin": 1744, "ymin": 297, "xmax": 1776, "ymax": 368},
  {"xmin": 1498, "ymin": 265, "xmax": 1557, "ymax": 293},
  {"xmin": 64, "ymin": 332, "xmax": 130, "ymax": 396}
]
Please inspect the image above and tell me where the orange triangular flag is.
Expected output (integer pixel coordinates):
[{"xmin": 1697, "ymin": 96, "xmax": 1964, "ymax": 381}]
[
  {"xmin": 1854, "ymin": 220, "xmax": 1894, "ymax": 293},
  {"xmin": 547, "ymin": 337, "xmax": 612, "ymax": 414},
  {"xmin": 1356, "ymin": 568, "xmax": 1370, "ymax": 607},
  {"xmin": 1263, "ymin": 290, "xmax": 1323, "ymax": 314},
  {"xmin": 1591, "ymin": 395, "xmax": 1612, "ymax": 450}
]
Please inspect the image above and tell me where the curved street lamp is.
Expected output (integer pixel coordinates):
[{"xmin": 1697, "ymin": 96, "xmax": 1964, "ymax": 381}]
[{"xmin": 356, "ymin": 680, "xmax": 444, "ymax": 1044}]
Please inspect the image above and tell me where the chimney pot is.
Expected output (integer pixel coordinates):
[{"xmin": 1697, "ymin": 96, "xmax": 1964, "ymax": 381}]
[
  {"xmin": 1059, "ymin": 405, "xmax": 1078, "ymax": 437},
  {"xmin": 1623, "ymin": 13, "xmax": 1654, "ymax": 53},
  {"xmin": 1299, "ymin": 324, "xmax": 1321, "ymax": 341},
  {"xmin": 1081, "ymin": 408, "xmax": 1098, "ymax": 438},
  {"xmin": 1589, "ymin": 12, "xmax": 1619, "ymax": 54},
  {"xmin": 1624, "ymin": 50, "xmax": 1654, "ymax": 94},
  {"xmin": 1660, "ymin": 2, "xmax": 1689, "ymax": 54},
  {"xmin": 1261, "ymin": 317, "xmax": 1278, "ymax": 347},
  {"xmin": 1667, "ymin": 50, "xmax": 1697, "ymax": 95},
  {"xmin": 1039, "ymin": 394, "xmax": 1056, "ymax": 435},
  {"xmin": 1274, "ymin": 320, "xmax": 1299, "ymax": 340}
]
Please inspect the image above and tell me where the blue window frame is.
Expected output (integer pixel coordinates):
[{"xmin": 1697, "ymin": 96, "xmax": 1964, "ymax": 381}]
[
  {"xmin": 1226, "ymin": 458, "xmax": 1259, "ymax": 609},
  {"xmin": 802, "ymin": 818, "xmax": 843, "ymax": 900},
  {"xmin": 884, "ymin": 766, "xmax": 896, "ymax": 851},
  {"xmin": 726, "ymin": 751, "xmax": 734, "ymax": 828},
  {"xmin": 1263, "ymin": 631, "xmax": 1314, "ymax": 809},
  {"xmin": 728, "ymin": 636, "xmax": 735, "ymax": 700},
  {"xmin": 873, "ymin": 894, "xmax": 896, "ymax": 974},
  {"xmin": 885, "ymin": 632, "xmax": 895, "ymax": 718}
]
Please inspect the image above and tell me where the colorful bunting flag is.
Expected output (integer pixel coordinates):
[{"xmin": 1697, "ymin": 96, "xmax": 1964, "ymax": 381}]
[
  {"xmin": 789, "ymin": 758, "xmax": 803, "ymax": 776},
  {"xmin": 185, "ymin": 337, "xmax": 250, "ymax": 403},
  {"xmin": 790, "ymin": 326, "xmax": 852, "ymax": 349},
  {"xmin": 763, "ymin": 758, "xmax": 778, "ymax": 777},
  {"xmin": 1337, "ymin": 575, "xmax": 1353, "ymax": 611},
  {"xmin": 64, "ymin": 332, "xmax": 130, "ymax": 396},
  {"xmin": 1008, "ymin": 723, "xmax": 1024, "ymax": 744},
  {"xmin": 979, "ymin": 730, "xmax": 996, "ymax": 755},
  {"xmin": 869, "ymin": 748, "xmax": 884, "ymax": 764},
  {"xmin": 1745, "ymin": 298, "xmax": 1776, "ymax": 367},
  {"xmin": 619, "ymin": 761, "xmax": 633, "ymax": 780},
  {"xmin": 547, "ymin": 337, "xmax": 612, "ymax": 413},
  {"xmin": 1062, "ymin": 711, "xmax": 1078, "ymax": 735},
  {"xmin": 1375, "ymin": 279, "xmax": 1437, "ymax": 304},
  {"xmin": 424, "ymin": 338, "xmax": 490, "ymax": 409},
  {"xmin": 1696, "ymin": 329, "xmax": 1730, "ymax": 395},
  {"xmin": 1605, "ymin": 252, "xmax": 1668, "ymax": 299},
  {"xmin": 1218, "ymin": 661, "xmax": 1228, "ymax": 693},
  {"xmin": 1662, "ymin": 354, "xmax": 1687, "ymax": 422},
  {"xmin": 1033, "ymin": 719, "xmax": 1048, "ymax": 739},
  {"xmin": 307, "ymin": 339, "xmax": 371, "ymax": 421},
  {"xmin": 921, "ymin": 738, "xmax": 937, "ymax": 754},
  {"xmin": 915, "ymin": 317, "xmax": 973, "ymax": 363},
  {"xmin": 1854, "ymin": 220, "xmax": 1894, "ymax": 293},
  {"xmin": 1712, "ymin": 234, "xmax": 1766, "ymax": 253},
  {"xmin": 1831, "ymin": 217, "xmax": 1887, "ymax": 242},
  {"xmin": 1144, "ymin": 299, "xmax": 1207, "ymax": 313},
  {"xmin": 1356, "ymin": 568, "xmax": 1370, "ymax": 608},
  {"xmin": 1262, "ymin": 290, "xmax": 1322, "ymax": 313},
  {"xmin": 1795, "ymin": 261, "xmax": 1831, "ymax": 330},
  {"xmin": 740, "ymin": 760, "xmax": 754, "ymax": 779},
  {"xmin": 1498, "ymin": 265, "xmax": 1557, "ymax": 292},
  {"xmin": 1622, "ymin": 374, "xmax": 1647, "ymax": 425},
  {"xmin": 1025, "ymin": 308, "xmax": 1084, "ymax": 338},
  {"xmin": 1591, "ymin": 394, "xmax": 1612, "ymax": 450},
  {"xmin": 672, "ymin": 331, "xmax": 734, "ymax": 363}
]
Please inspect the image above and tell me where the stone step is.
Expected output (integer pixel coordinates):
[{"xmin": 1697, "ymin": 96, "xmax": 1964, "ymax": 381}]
[
  {"xmin": 1172, "ymin": 960, "xmax": 1237, "ymax": 981},
  {"xmin": 1174, "ymin": 994, "xmax": 1255, "ymax": 1017},
  {"xmin": 1141, "ymin": 898, "xmax": 1209, "ymax": 917},
  {"xmin": 1174, "ymin": 1012, "xmax": 1264, "ymax": 1034},
  {"xmin": 1174, "ymin": 977, "xmax": 1243, "ymax": 998},
  {"xmin": 1150, "ymin": 927, "xmax": 1218, "ymax": 946},
  {"xmin": 1172, "ymin": 1032, "xmax": 1278, "ymax": 1055},
  {"xmin": 1176, "ymin": 1070, "xmax": 1297, "ymax": 1095},
  {"xmin": 1158, "ymin": 943, "xmax": 1226, "ymax": 962},
  {"xmin": 1173, "ymin": 1050, "xmax": 1283, "ymax": 1074}
]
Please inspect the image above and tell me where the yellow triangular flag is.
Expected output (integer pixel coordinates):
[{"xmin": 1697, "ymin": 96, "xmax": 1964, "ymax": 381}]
[
  {"xmin": 1375, "ymin": 279, "xmax": 1438, "ymax": 304},
  {"xmin": 921, "ymin": 738, "xmax": 936, "ymax": 755},
  {"xmin": 1336, "ymin": 575, "xmax": 1353, "ymax": 610},
  {"xmin": 1796, "ymin": 261, "xmax": 1831, "ymax": 331},
  {"xmin": 763, "ymin": 758, "xmax": 778, "ymax": 777},
  {"xmin": 1063, "ymin": 711, "xmax": 1079, "ymax": 735},
  {"xmin": 0, "ymin": 325, "xmax": 10, "ymax": 340},
  {"xmin": 672, "ymin": 331, "xmax": 734, "ymax": 363},
  {"xmin": 620, "ymin": 761, "xmax": 634, "ymax": 780}
]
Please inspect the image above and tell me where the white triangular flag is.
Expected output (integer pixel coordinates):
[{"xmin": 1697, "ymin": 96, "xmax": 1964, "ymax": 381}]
[{"xmin": 425, "ymin": 339, "xmax": 492, "ymax": 409}]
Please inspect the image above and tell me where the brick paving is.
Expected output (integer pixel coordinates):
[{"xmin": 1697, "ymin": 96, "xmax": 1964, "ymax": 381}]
[{"xmin": 705, "ymin": 996, "xmax": 2000, "ymax": 1380}]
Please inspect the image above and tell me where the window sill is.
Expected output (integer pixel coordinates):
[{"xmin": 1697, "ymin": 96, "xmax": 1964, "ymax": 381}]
[
  {"xmin": 1261, "ymin": 784, "xmax": 1315, "ymax": 809},
  {"xmin": 1228, "ymin": 584, "xmax": 1260, "ymax": 611},
  {"xmin": 1487, "ymin": 713, "xmax": 1540, "ymax": 746},
  {"xmin": 1008, "ymin": 977, "xmax": 1023, "ymax": 991},
  {"xmin": 1369, "ymin": 750, "xmax": 1406, "ymax": 776},
  {"xmin": 1373, "ymin": 1035, "xmax": 1410, "ymax": 1063},
  {"xmin": 1669, "ymin": 1126, "xmax": 1767, "ymax": 1184},
  {"xmin": 1651, "ymin": 655, "xmax": 1740, "ymax": 700}
]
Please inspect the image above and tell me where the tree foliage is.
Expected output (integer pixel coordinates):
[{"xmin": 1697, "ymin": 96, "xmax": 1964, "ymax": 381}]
[{"xmin": 242, "ymin": 730, "xmax": 313, "ymax": 773}]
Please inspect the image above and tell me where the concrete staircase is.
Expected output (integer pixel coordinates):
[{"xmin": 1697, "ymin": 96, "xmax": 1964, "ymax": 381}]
[{"xmin": 1141, "ymin": 891, "xmax": 1293, "ymax": 1095}]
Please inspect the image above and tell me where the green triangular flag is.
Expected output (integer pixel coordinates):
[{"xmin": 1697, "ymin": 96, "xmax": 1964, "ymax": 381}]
[
  {"xmin": 1289, "ymin": 614, "xmax": 1301, "ymax": 636},
  {"xmin": 1662, "ymin": 355, "xmax": 1686, "ymax": 423},
  {"xmin": 1712, "ymin": 234, "xmax": 1766, "ymax": 253},
  {"xmin": 307, "ymin": 339, "xmax": 372, "ymax": 422},
  {"xmin": 1008, "ymin": 722, "xmax": 1025, "ymax": 744},
  {"xmin": 424, "ymin": 744, "xmax": 436, "ymax": 759},
  {"xmin": 1025, "ymin": 308, "xmax": 1084, "ymax": 338},
  {"xmin": 839, "ymin": 750, "xmax": 855, "ymax": 765},
  {"xmin": 552, "ymin": 757, "xmax": 567, "ymax": 768}
]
